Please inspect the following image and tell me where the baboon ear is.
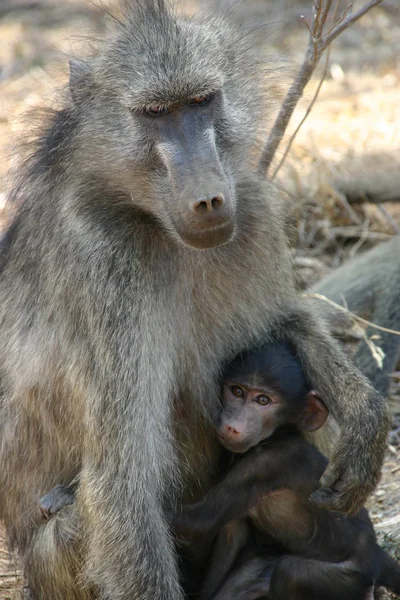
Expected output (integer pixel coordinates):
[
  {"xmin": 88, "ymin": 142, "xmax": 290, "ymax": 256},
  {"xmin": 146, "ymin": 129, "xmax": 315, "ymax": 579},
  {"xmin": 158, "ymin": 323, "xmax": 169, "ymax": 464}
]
[
  {"xmin": 69, "ymin": 59, "xmax": 93, "ymax": 106},
  {"xmin": 300, "ymin": 392, "xmax": 328, "ymax": 432}
]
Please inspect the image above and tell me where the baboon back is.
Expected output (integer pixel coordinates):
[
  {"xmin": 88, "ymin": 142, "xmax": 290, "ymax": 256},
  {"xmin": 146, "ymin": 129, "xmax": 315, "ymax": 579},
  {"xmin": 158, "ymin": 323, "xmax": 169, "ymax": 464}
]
[{"xmin": 312, "ymin": 235, "xmax": 400, "ymax": 395}]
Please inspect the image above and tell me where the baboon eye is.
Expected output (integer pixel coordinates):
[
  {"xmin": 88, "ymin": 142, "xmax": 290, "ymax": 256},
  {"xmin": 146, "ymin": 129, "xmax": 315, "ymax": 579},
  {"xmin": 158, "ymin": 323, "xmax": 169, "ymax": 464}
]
[
  {"xmin": 144, "ymin": 105, "xmax": 171, "ymax": 117},
  {"xmin": 231, "ymin": 386, "xmax": 244, "ymax": 398},
  {"xmin": 255, "ymin": 395, "xmax": 271, "ymax": 406},
  {"xmin": 188, "ymin": 94, "xmax": 213, "ymax": 107}
]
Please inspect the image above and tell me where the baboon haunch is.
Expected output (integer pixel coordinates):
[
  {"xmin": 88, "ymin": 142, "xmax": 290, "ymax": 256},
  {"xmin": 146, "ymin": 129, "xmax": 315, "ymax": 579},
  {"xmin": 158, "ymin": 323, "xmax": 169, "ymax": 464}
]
[
  {"xmin": 311, "ymin": 234, "xmax": 400, "ymax": 397},
  {"xmin": 175, "ymin": 342, "xmax": 400, "ymax": 600},
  {"xmin": 0, "ymin": 1, "xmax": 390, "ymax": 598}
]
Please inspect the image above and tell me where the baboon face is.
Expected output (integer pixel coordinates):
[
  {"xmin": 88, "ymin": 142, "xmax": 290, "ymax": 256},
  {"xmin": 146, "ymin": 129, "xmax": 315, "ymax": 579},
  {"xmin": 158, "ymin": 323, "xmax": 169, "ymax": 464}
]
[
  {"xmin": 142, "ymin": 91, "xmax": 235, "ymax": 250},
  {"xmin": 71, "ymin": 3, "xmax": 264, "ymax": 249}
]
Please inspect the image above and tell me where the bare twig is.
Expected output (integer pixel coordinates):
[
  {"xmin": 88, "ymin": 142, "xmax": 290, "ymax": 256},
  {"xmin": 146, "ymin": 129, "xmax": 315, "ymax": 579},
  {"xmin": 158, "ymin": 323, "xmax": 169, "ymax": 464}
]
[
  {"xmin": 301, "ymin": 14, "xmax": 313, "ymax": 35},
  {"xmin": 323, "ymin": 0, "xmax": 354, "ymax": 38},
  {"xmin": 258, "ymin": 0, "xmax": 385, "ymax": 177},
  {"xmin": 313, "ymin": 0, "xmax": 324, "ymax": 39},
  {"xmin": 332, "ymin": 189, "xmax": 362, "ymax": 225},
  {"xmin": 306, "ymin": 293, "xmax": 400, "ymax": 337},
  {"xmin": 320, "ymin": 0, "xmax": 334, "ymax": 29},
  {"xmin": 362, "ymin": 331, "xmax": 385, "ymax": 369},
  {"xmin": 272, "ymin": 37, "xmax": 331, "ymax": 178},
  {"xmin": 375, "ymin": 204, "xmax": 400, "ymax": 235},
  {"xmin": 321, "ymin": 0, "xmax": 385, "ymax": 50},
  {"xmin": 258, "ymin": 42, "xmax": 318, "ymax": 174}
]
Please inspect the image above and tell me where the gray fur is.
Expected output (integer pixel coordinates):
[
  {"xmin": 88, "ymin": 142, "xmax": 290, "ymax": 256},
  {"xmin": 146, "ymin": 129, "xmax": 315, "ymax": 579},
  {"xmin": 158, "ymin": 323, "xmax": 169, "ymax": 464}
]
[
  {"xmin": 312, "ymin": 235, "xmax": 400, "ymax": 396},
  {"xmin": 0, "ymin": 1, "xmax": 390, "ymax": 598}
]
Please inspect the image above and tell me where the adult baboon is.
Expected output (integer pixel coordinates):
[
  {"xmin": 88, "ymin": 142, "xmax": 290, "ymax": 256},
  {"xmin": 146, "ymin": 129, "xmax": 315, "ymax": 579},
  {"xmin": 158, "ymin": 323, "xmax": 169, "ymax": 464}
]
[
  {"xmin": 311, "ymin": 235, "xmax": 400, "ymax": 397},
  {"xmin": 0, "ymin": 1, "xmax": 390, "ymax": 599}
]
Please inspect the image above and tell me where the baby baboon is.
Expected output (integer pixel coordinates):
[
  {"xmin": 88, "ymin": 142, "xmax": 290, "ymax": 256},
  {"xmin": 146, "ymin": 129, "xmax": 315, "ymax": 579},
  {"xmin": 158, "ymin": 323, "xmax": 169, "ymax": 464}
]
[
  {"xmin": 0, "ymin": 1, "xmax": 390, "ymax": 599},
  {"xmin": 176, "ymin": 342, "xmax": 400, "ymax": 600}
]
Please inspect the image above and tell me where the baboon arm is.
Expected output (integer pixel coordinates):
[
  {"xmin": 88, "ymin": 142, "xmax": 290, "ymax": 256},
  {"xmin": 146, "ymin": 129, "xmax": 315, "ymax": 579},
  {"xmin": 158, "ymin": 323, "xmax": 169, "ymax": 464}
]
[
  {"xmin": 280, "ymin": 301, "xmax": 391, "ymax": 513},
  {"xmin": 175, "ymin": 481, "xmax": 258, "ymax": 536},
  {"xmin": 199, "ymin": 520, "xmax": 249, "ymax": 600},
  {"xmin": 77, "ymin": 338, "xmax": 183, "ymax": 600},
  {"xmin": 175, "ymin": 443, "xmax": 304, "ymax": 535}
]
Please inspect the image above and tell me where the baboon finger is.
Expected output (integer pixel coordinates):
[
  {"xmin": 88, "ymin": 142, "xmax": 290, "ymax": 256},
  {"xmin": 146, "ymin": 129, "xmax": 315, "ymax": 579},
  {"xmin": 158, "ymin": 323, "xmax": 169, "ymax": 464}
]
[{"xmin": 311, "ymin": 473, "xmax": 375, "ymax": 514}]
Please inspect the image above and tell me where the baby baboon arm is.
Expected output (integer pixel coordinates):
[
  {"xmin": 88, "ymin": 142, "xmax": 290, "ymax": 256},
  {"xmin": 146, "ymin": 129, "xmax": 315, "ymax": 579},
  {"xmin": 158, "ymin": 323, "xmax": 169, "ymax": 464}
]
[
  {"xmin": 199, "ymin": 520, "xmax": 249, "ymax": 600},
  {"xmin": 175, "ymin": 478, "xmax": 258, "ymax": 536},
  {"xmin": 175, "ymin": 440, "xmax": 310, "ymax": 535},
  {"xmin": 281, "ymin": 302, "xmax": 391, "ymax": 513}
]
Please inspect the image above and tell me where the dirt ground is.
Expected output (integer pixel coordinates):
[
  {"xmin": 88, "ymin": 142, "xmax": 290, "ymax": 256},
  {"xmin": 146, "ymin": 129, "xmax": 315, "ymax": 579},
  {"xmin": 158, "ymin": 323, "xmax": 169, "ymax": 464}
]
[{"xmin": 0, "ymin": 0, "xmax": 399, "ymax": 598}]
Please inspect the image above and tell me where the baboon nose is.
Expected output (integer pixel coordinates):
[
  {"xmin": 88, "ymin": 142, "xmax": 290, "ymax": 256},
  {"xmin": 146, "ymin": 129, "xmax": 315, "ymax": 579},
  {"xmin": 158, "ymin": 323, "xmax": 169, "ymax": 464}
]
[
  {"xmin": 226, "ymin": 425, "xmax": 240, "ymax": 436},
  {"xmin": 192, "ymin": 195, "xmax": 224, "ymax": 215}
]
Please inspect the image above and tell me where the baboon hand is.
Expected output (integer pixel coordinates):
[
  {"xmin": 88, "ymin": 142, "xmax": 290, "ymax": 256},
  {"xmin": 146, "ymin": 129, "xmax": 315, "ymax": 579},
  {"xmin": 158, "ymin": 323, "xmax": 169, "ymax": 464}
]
[
  {"xmin": 310, "ymin": 466, "xmax": 374, "ymax": 514},
  {"xmin": 310, "ymin": 443, "xmax": 380, "ymax": 514},
  {"xmin": 310, "ymin": 396, "xmax": 390, "ymax": 513}
]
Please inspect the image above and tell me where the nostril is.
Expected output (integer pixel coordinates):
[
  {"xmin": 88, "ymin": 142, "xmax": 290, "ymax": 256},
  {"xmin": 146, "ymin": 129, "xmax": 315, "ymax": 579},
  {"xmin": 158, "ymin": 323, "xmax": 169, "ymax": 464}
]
[
  {"xmin": 194, "ymin": 200, "xmax": 209, "ymax": 215},
  {"xmin": 192, "ymin": 195, "xmax": 225, "ymax": 214},
  {"xmin": 226, "ymin": 425, "xmax": 240, "ymax": 435},
  {"xmin": 211, "ymin": 196, "xmax": 224, "ymax": 210}
]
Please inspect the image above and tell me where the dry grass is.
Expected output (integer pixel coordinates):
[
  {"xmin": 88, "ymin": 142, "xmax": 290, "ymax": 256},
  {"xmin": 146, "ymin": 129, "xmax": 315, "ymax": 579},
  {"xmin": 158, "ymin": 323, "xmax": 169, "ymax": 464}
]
[{"xmin": 0, "ymin": 0, "xmax": 399, "ymax": 597}]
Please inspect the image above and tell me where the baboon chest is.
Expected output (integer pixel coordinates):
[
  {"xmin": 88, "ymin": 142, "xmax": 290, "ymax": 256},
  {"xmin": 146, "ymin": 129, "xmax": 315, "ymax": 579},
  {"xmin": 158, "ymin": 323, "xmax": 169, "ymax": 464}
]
[{"xmin": 166, "ymin": 238, "xmax": 292, "ymax": 495}]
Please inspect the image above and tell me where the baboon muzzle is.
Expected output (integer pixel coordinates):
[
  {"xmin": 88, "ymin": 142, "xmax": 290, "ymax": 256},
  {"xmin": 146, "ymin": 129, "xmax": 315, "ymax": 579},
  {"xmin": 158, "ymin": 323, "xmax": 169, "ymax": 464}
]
[{"xmin": 156, "ymin": 109, "xmax": 235, "ymax": 249}]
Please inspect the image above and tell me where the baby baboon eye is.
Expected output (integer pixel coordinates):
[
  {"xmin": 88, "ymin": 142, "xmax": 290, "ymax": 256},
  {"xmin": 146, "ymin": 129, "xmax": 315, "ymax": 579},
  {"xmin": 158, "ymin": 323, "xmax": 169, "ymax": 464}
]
[
  {"xmin": 231, "ymin": 386, "xmax": 244, "ymax": 397},
  {"xmin": 255, "ymin": 395, "xmax": 271, "ymax": 406},
  {"xmin": 187, "ymin": 93, "xmax": 214, "ymax": 107},
  {"xmin": 144, "ymin": 105, "xmax": 171, "ymax": 117}
]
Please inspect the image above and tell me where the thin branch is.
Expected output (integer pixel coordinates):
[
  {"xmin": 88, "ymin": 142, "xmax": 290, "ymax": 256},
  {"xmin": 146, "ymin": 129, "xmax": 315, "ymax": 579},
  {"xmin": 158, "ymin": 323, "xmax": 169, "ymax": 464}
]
[
  {"xmin": 271, "ymin": 0, "xmax": 340, "ymax": 179},
  {"xmin": 306, "ymin": 293, "xmax": 400, "ymax": 336},
  {"xmin": 301, "ymin": 14, "xmax": 313, "ymax": 35},
  {"xmin": 375, "ymin": 204, "xmax": 400, "ymax": 234},
  {"xmin": 313, "ymin": 0, "xmax": 325, "ymax": 36},
  {"xmin": 321, "ymin": 0, "xmax": 385, "ymax": 50},
  {"xmin": 258, "ymin": 0, "xmax": 385, "ymax": 177},
  {"xmin": 258, "ymin": 39, "xmax": 317, "ymax": 175},
  {"xmin": 362, "ymin": 331, "xmax": 385, "ymax": 369},
  {"xmin": 324, "ymin": 0, "xmax": 355, "ymax": 38},
  {"xmin": 320, "ymin": 0, "xmax": 334, "ymax": 30},
  {"xmin": 272, "ymin": 43, "xmax": 331, "ymax": 179}
]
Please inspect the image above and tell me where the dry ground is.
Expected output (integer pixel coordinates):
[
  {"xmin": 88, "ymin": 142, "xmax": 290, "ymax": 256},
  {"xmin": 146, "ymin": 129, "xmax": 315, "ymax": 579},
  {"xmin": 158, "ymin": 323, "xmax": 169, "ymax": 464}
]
[{"xmin": 0, "ymin": 0, "xmax": 399, "ymax": 598}]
